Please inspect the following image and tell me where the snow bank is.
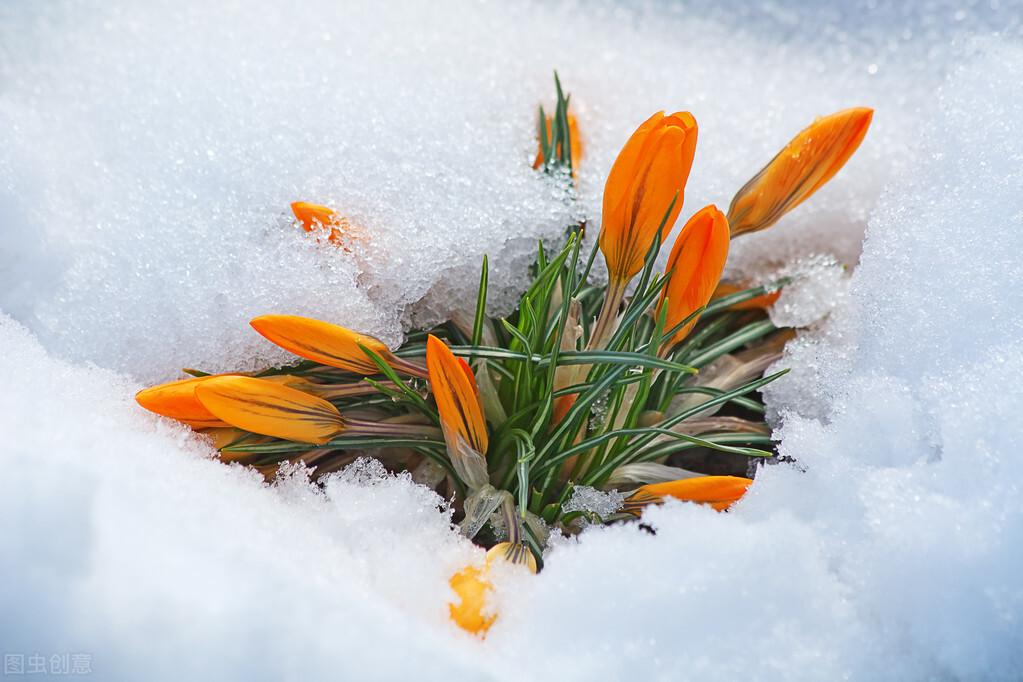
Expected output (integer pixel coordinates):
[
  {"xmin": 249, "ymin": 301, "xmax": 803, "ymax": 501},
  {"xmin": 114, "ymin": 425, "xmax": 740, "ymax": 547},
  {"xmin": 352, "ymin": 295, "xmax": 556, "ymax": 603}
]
[
  {"xmin": 0, "ymin": 316, "xmax": 488, "ymax": 679},
  {"xmin": 5, "ymin": 0, "xmax": 1012, "ymax": 380},
  {"xmin": 2, "ymin": 1, "xmax": 1022, "ymax": 680}
]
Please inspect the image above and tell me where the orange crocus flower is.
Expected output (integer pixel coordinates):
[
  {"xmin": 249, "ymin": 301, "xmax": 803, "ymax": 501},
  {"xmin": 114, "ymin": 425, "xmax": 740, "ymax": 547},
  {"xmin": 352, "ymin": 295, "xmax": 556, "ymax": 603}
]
[
  {"xmin": 727, "ymin": 108, "xmax": 873, "ymax": 237},
  {"xmin": 599, "ymin": 111, "xmax": 698, "ymax": 286},
  {"xmin": 658, "ymin": 205, "xmax": 730, "ymax": 346},
  {"xmin": 426, "ymin": 335, "xmax": 488, "ymax": 457},
  {"xmin": 533, "ymin": 113, "xmax": 583, "ymax": 176},
  {"xmin": 194, "ymin": 376, "xmax": 346, "ymax": 445},
  {"xmin": 291, "ymin": 201, "xmax": 353, "ymax": 247},
  {"xmin": 135, "ymin": 376, "xmax": 230, "ymax": 429},
  {"xmin": 622, "ymin": 475, "xmax": 753, "ymax": 514},
  {"xmin": 250, "ymin": 315, "xmax": 393, "ymax": 376}
]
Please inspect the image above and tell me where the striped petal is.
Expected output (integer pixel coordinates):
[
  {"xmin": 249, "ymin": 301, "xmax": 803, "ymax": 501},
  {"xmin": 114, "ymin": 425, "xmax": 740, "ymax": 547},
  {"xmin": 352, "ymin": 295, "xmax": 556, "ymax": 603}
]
[
  {"xmin": 486, "ymin": 541, "xmax": 538, "ymax": 573},
  {"xmin": 658, "ymin": 205, "xmax": 731, "ymax": 345},
  {"xmin": 727, "ymin": 108, "xmax": 873, "ymax": 236},
  {"xmin": 623, "ymin": 475, "xmax": 753, "ymax": 515},
  {"xmin": 135, "ymin": 376, "xmax": 230, "ymax": 429},
  {"xmin": 599, "ymin": 111, "xmax": 697, "ymax": 285},
  {"xmin": 194, "ymin": 376, "xmax": 345, "ymax": 445},
  {"xmin": 426, "ymin": 334, "xmax": 488, "ymax": 457},
  {"xmin": 250, "ymin": 314, "xmax": 389, "ymax": 375}
]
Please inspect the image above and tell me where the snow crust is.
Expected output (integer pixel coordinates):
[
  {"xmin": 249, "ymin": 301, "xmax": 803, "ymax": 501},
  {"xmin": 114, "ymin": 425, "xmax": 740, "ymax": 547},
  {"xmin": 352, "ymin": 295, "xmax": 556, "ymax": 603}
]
[{"xmin": 2, "ymin": 1, "xmax": 1022, "ymax": 680}]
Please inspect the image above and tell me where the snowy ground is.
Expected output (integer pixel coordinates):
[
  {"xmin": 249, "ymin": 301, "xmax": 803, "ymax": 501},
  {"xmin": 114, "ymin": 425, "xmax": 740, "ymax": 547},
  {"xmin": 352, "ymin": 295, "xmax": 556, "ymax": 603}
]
[{"xmin": 2, "ymin": 1, "xmax": 1022, "ymax": 680}]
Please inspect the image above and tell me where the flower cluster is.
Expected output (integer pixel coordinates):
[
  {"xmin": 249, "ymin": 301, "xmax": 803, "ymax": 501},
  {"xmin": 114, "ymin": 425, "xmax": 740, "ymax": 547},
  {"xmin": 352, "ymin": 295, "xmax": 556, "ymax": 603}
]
[{"xmin": 136, "ymin": 75, "xmax": 871, "ymax": 635}]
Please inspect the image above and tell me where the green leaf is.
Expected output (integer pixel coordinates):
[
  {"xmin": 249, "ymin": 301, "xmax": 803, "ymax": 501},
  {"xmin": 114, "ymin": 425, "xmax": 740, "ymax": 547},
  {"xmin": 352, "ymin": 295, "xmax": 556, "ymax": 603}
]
[
  {"xmin": 703, "ymin": 278, "xmax": 791, "ymax": 315},
  {"xmin": 684, "ymin": 319, "xmax": 778, "ymax": 368},
  {"xmin": 553, "ymin": 350, "xmax": 696, "ymax": 374},
  {"xmin": 358, "ymin": 342, "xmax": 437, "ymax": 422},
  {"xmin": 585, "ymin": 370, "xmax": 788, "ymax": 484},
  {"xmin": 472, "ymin": 255, "xmax": 489, "ymax": 348},
  {"xmin": 635, "ymin": 433, "xmax": 774, "ymax": 463}
]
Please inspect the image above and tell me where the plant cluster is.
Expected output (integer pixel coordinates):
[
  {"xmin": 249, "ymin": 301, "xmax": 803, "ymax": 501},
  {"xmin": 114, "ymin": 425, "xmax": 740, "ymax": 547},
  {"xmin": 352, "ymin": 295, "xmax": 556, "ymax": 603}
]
[{"xmin": 136, "ymin": 75, "xmax": 872, "ymax": 634}]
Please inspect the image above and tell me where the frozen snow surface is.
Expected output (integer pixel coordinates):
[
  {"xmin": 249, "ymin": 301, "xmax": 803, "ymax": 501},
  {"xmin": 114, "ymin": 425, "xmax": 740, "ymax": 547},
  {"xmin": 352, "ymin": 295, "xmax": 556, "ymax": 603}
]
[{"xmin": 2, "ymin": 1, "xmax": 1022, "ymax": 680}]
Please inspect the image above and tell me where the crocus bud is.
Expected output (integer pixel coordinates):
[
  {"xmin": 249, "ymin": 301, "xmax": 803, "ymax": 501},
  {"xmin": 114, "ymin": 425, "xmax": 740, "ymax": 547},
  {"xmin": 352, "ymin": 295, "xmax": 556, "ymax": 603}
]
[
  {"xmin": 135, "ymin": 375, "xmax": 230, "ymax": 429},
  {"xmin": 290, "ymin": 201, "xmax": 352, "ymax": 246},
  {"xmin": 449, "ymin": 542, "xmax": 537, "ymax": 636},
  {"xmin": 658, "ymin": 205, "xmax": 730, "ymax": 346},
  {"xmin": 250, "ymin": 315, "xmax": 390, "ymax": 376},
  {"xmin": 622, "ymin": 475, "xmax": 753, "ymax": 515},
  {"xmin": 426, "ymin": 335, "xmax": 489, "ymax": 489},
  {"xmin": 599, "ymin": 111, "xmax": 698, "ymax": 285},
  {"xmin": 194, "ymin": 376, "xmax": 346, "ymax": 445},
  {"xmin": 727, "ymin": 108, "xmax": 873, "ymax": 237}
]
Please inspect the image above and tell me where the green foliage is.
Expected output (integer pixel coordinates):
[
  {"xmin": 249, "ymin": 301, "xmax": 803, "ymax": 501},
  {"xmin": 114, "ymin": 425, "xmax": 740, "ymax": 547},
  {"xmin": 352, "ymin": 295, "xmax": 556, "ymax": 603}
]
[
  {"xmin": 221, "ymin": 231, "xmax": 788, "ymax": 545},
  {"xmin": 202, "ymin": 74, "xmax": 791, "ymax": 560}
]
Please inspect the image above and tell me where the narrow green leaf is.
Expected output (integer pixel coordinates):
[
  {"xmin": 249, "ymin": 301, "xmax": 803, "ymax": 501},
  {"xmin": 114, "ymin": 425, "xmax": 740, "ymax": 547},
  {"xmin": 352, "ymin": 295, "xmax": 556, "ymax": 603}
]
[
  {"xmin": 358, "ymin": 342, "xmax": 437, "ymax": 422},
  {"xmin": 471, "ymin": 255, "xmax": 489, "ymax": 348},
  {"xmin": 684, "ymin": 319, "xmax": 778, "ymax": 368}
]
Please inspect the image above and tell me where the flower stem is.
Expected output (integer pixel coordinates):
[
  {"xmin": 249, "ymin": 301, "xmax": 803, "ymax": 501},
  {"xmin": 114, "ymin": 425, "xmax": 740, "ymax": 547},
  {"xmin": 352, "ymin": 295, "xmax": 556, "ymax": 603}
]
[
  {"xmin": 587, "ymin": 278, "xmax": 626, "ymax": 351},
  {"xmin": 346, "ymin": 419, "xmax": 442, "ymax": 439}
]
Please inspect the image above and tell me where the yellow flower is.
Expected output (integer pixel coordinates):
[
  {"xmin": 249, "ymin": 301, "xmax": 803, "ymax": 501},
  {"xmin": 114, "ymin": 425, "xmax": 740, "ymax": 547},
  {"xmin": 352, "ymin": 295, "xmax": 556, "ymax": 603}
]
[
  {"xmin": 448, "ymin": 564, "xmax": 494, "ymax": 635},
  {"xmin": 194, "ymin": 376, "xmax": 346, "ymax": 445},
  {"xmin": 449, "ymin": 542, "xmax": 537, "ymax": 636},
  {"xmin": 658, "ymin": 205, "xmax": 730, "ymax": 346},
  {"xmin": 727, "ymin": 108, "xmax": 873, "ymax": 236},
  {"xmin": 135, "ymin": 375, "xmax": 230, "ymax": 429},
  {"xmin": 250, "ymin": 314, "xmax": 391, "ymax": 376},
  {"xmin": 599, "ymin": 111, "xmax": 698, "ymax": 286},
  {"xmin": 622, "ymin": 475, "xmax": 753, "ymax": 515}
]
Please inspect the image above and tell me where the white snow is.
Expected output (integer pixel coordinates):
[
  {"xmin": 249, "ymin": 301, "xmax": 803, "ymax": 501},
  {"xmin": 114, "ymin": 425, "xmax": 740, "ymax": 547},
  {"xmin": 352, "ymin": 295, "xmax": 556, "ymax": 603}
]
[
  {"xmin": 2, "ymin": 1, "xmax": 1022, "ymax": 680},
  {"xmin": 562, "ymin": 485, "xmax": 625, "ymax": 519}
]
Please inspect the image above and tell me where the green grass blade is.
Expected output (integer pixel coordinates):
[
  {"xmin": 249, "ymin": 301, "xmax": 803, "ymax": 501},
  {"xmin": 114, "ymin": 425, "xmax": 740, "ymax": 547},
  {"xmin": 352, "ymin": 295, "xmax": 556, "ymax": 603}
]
[
  {"xmin": 472, "ymin": 255, "xmax": 489, "ymax": 347},
  {"xmin": 684, "ymin": 319, "xmax": 778, "ymax": 368}
]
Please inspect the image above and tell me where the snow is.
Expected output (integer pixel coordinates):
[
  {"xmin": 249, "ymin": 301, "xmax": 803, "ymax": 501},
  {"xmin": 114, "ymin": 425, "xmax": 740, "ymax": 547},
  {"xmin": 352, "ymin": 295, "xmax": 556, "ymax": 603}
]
[
  {"xmin": 2, "ymin": 1, "xmax": 1023, "ymax": 680},
  {"xmin": 562, "ymin": 485, "xmax": 625, "ymax": 519}
]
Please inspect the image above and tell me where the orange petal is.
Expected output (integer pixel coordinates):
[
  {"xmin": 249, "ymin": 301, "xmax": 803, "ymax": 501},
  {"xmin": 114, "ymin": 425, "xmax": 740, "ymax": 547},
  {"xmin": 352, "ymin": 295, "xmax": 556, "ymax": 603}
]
[
  {"xmin": 426, "ymin": 335, "xmax": 488, "ymax": 456},
  {"xmin": 135, "ymin": 376, "xmax": 230, "ymax": 429},
  {"xmin": 250, "ymin": 314, "xmax": 390, "ymax": 375},
  {"xmin": 599, "ymin": 111, "xmax": 697, "ymax": 284},
  {"xmin": 290, "ymin": 201, "xmax": 351, "ymax": 246},
  {"xmin": 568, "ymin": 114, "xmax": 583, "ymax": 172},
  {"xmin": 551, "ymin": 393, "xmax": 578, "ymax": 425},
  {"xmin": 727, "ymin": 108, "xmax": 873, "ymax": 236},
  {"xmin": 194, "ymin": 376, "xmax": 345, "ymax": 445},
  {"xmin": 623, "ymin": 475, "xmax": 753, "ymax": 514},
  {"xmin": 658, "ymin": 205, "xmax": 731, "ymax": 345}
]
